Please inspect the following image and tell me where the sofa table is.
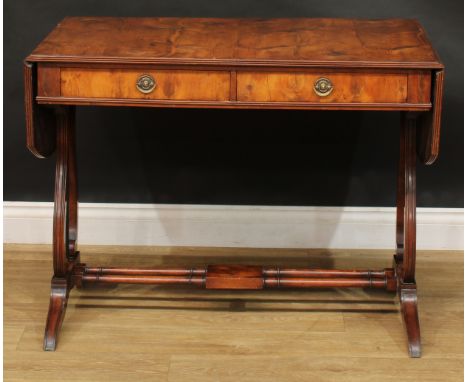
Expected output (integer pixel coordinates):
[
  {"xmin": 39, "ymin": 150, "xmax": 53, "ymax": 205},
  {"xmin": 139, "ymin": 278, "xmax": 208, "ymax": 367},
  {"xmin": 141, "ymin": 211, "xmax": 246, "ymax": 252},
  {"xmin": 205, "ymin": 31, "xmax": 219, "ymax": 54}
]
[{"xmin": 24, "ymin": 17, "xmax": 444, "ymax": 356}]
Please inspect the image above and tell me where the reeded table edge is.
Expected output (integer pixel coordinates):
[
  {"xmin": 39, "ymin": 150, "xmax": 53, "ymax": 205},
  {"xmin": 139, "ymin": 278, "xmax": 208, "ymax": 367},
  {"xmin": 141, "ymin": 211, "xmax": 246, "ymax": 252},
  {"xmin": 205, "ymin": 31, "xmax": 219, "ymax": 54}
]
[
  {"xmin": 26, "ymin": 55, "xmax": 445, "ymax": 69},
  {"xmin": 36, "ymin": 96, "xmax": 432, "ymax": 111}
]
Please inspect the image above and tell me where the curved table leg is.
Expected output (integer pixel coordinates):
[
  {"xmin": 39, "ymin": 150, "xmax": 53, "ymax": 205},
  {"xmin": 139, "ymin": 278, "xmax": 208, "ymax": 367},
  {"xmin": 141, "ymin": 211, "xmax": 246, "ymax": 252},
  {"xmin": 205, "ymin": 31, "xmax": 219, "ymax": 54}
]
[
  {"xmin": 400, "ymin": 284, "xmax": 421, "ymax": 357},
  {"xmin": 396, "ymin": 112, "xmax": 421, "ymax": 357},
  {"xmin": 44, "ymin": 278, "xmax": 69, "ymax": 351},
  {"xmin": 44, "ymin": 106, "xmax": 80, "ymax": 351}
]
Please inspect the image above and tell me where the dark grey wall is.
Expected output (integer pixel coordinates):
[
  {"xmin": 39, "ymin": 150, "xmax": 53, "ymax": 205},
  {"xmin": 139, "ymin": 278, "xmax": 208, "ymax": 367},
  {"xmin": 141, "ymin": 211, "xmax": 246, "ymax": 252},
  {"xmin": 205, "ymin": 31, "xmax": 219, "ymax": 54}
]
[{"xmin": 4, "ymin": 0, "xmax": 463, "ymax": 207}]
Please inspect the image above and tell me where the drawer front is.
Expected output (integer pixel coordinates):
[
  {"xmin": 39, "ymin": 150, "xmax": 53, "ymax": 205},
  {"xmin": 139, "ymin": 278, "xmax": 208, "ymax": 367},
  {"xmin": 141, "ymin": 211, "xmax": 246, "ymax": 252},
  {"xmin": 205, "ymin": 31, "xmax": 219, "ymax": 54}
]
[
  {"xmin": 237, "ymin": 72, "xmax": 409, "ymax": 103},
  {"xmin": 60, "ymin": 68, "xmax": 231, "ymax": 101}
]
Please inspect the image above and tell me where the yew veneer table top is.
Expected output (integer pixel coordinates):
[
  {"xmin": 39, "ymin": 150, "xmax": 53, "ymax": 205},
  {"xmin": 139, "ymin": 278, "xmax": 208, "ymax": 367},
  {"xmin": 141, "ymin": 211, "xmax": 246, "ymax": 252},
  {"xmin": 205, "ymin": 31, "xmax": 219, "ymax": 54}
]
[
  {"xmin": 28, "ymin": 17, "xmax": 442, "ymax": 68},
  {"xmin": 25, "ymin": 17, "xmax": 445, "ymax": 163}
]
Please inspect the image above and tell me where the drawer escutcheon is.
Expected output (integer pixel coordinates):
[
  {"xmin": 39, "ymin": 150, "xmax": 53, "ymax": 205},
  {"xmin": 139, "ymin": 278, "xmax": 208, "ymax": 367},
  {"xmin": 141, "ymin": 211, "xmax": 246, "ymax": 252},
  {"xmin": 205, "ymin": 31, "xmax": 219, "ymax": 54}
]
[
  {"xmin": 136, "ymin": 74, "xmax": 156, "ymax": 94},
  {"xmin": 314, "ymin": 77, "xmax": 333, "ymax": 97}
]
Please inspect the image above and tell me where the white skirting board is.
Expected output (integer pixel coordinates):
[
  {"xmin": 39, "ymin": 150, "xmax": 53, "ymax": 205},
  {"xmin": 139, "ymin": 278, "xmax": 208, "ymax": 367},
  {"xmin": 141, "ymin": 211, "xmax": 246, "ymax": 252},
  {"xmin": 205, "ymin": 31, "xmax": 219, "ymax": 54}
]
[{"xmin": 3, "ymin": 202, "xmax": 464, "ymax": 250}]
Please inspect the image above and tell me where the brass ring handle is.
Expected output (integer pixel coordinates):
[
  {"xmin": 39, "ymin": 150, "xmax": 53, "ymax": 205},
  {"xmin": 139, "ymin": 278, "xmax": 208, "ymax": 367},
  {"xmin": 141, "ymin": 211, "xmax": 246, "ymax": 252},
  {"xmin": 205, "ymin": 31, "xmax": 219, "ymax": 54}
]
[
  {"xmin": 136, "ymin": 74, "xmax": 156, "ymax": 94},
  {"xmin": 314, "ymin": 77, "xmax": 333, "ymax": 97}
]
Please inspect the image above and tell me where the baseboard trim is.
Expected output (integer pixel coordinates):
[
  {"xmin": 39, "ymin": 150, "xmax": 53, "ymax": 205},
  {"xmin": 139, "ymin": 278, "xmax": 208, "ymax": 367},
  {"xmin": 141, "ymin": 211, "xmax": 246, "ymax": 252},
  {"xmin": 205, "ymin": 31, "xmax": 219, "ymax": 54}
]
[{"xmin": 3, "ymin": 202, "xmax": 464, "ymax": 250}]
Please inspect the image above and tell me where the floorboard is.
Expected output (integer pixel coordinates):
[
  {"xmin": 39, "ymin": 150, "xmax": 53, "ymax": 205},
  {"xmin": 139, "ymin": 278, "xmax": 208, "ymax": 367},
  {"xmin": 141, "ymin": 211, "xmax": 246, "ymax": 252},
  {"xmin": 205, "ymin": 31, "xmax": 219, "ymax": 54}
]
[{"xmin": 3, "ymin": 244, "xmax": 463, "ymax": 381}]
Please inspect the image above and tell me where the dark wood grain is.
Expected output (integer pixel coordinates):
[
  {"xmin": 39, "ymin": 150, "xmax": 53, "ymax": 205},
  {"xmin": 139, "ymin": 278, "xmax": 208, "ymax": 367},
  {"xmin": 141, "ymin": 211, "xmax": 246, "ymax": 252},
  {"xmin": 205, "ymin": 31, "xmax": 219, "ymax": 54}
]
[
  {"xmin": 37, "ymin": 65, "xmax": 61, "ymax": 97},
  {"xmin": 53, "ymin": 107, "xmax": 72, "ymax": 277},
  {"xmin": 27, "ymin": 17, "xmax": 442, "ymax": 69},
  {"xmin": 407, "ymin": 71, "xmax": 431, "ymax": 104},
  {"xmin": 399, "ymin": 284, "xmax": 421, "ymax": 357},
  {"xmin": 402, "ymin": 113, "xmax": 417, "ymax": 283},
  {"xmin": 394, "ymin": 254, "xmax": 421, "ymax": 358},
  {"xmin": 43, "ymin": 105, "xmax": 81, "ymax": 351},
  {"xmin": 394, "ymin": 112, "xmax": 421, "ymax": 358},
  {"xmin": 24, "ymin": 62, "xmax": 56, "ymax": 158},
  {"xmin": 418, "ymin": 70, "xmax": 445, "ymax": 164},
  {"xmin": 43, "ymin": 277, "xmax": 69, "ymax": 351}
]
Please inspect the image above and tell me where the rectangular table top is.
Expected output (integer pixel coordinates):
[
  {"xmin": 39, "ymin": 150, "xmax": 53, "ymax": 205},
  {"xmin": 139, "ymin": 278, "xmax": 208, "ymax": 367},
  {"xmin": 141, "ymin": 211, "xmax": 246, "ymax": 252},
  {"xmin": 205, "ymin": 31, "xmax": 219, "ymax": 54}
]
[{"xmin": 27, "ymin": 17, "xmax": 443, "ymax": 69}]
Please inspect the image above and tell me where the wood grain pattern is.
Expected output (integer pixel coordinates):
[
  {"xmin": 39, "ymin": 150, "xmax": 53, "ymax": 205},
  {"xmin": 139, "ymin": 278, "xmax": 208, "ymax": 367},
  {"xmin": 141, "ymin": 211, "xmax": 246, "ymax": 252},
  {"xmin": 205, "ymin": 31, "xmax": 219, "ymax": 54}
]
[
  {"xmin": 418, "ymin": 70, "xmax": 445, "ymax": 164},
  {"xmin": 37, "ymin": 66, "xmax": 432, "ymax": 109},
  {"xmin": 407, "ymin": 71, "xmax": 431, "ymax": 104},
  {"xmin": 27, "ymin": 17, "xmax": 443, "ymax": 69},
  {"xmin": 44, "ymin": 106, "xmax": 80, "ymax": 351},
  {"xmin": 24, "ymin": 62, "xmax": 56, "ymax": 158},
  {"xmin": 238, "ymin": 72, "xmax": 408, "ymax": 103},
  {"xmin": 37, "ymin": 65, "xmax": 61, "ymax": 97},
  {"xmin": 61, "ymin": 68, "xmax": 230, "ymax": 101},
  {"xmin": 395, "ymin": 112, "xmax": 421, "ymax": 357},
  {"xmin": 207, "ymin": 265, "xmax": 263, "ymax": 290},
  {"xmin": 229, "ymin": 70, "xmax": 237, "ymax": 101}
]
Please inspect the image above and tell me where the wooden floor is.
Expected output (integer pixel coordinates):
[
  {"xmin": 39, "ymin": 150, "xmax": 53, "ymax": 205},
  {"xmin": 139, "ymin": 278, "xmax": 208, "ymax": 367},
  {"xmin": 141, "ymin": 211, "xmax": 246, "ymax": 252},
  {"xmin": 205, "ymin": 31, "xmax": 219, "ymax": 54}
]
[{"xmin": 4, "ymin": 244, "xmax": 463, "ymax": 381}]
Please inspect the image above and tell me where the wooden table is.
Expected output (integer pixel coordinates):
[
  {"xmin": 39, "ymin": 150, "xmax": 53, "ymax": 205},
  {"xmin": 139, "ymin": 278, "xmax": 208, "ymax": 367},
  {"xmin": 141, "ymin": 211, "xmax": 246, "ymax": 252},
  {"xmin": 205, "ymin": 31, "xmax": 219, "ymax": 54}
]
[{"xmin": 24, "ymin": 17, "xmax": 444, "ymax": 357}]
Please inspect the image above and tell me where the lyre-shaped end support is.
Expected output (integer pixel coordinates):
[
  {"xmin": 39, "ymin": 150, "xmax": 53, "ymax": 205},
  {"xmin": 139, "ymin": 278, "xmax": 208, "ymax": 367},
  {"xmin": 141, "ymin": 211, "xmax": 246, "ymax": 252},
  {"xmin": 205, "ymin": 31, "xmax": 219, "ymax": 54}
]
[
  {"xmin": 395, "ymin": 112, "xmax": 422, "ymax": 357},
  {"xmin": 43, "ymin": 104, "xmax": 80, "ymax": 351}
]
